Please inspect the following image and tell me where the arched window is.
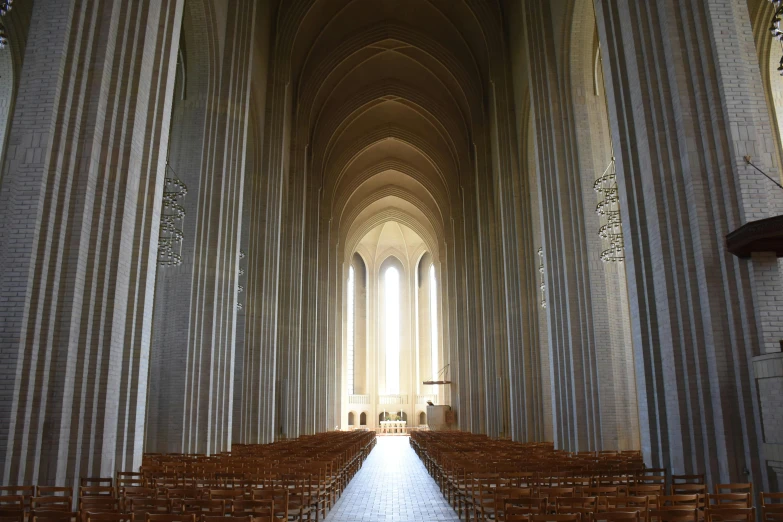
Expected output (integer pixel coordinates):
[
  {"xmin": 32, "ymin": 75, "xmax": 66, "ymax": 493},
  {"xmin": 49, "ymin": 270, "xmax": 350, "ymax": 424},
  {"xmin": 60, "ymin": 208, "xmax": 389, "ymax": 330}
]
[
  {"xmin": 348, "ymin": 412, "xmax": 355, "ymax": 426},
  {"xmin": 347, "ymin": 265, "xmax": 355, "ymax": 395},
  {"xmin": 384, "ymin": 266, "xmax": 401, "ymax": 394},
  {"xmin": 429, "ymin": 264, "xmax": 438, "ymax": 379},
  {"xmin": 419, "ymin": 411, "xmax": 426, "ymax": 425},
  {"xmin": 360, "ymin": 412, "xmax": 367, "ymax": 426}
]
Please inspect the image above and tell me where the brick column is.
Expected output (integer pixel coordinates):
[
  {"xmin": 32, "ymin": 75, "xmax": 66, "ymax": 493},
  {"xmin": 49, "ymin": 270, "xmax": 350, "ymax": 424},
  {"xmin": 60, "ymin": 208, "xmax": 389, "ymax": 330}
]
[
  {"xmin": 0, "ymin": 0, "xmax": 183, "ymax": 485},
  {"xmin": 595, "ymin": 0, "xmax": 783, "ymax": 487}
]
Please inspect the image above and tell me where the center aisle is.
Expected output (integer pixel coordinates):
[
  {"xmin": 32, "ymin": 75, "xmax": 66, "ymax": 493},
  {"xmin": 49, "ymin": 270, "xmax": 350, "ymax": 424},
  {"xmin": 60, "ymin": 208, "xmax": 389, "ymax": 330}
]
[{"xmin": 325, "ymin": 436, "xmax": 460, "ymax": 522}]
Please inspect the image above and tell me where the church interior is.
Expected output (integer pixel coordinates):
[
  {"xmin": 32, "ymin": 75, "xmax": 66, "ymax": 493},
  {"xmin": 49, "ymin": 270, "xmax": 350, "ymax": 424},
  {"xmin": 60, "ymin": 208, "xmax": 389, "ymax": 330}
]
[{"xmin": 0, "ymin": 0, "xmax": 782, "ymax": 520}]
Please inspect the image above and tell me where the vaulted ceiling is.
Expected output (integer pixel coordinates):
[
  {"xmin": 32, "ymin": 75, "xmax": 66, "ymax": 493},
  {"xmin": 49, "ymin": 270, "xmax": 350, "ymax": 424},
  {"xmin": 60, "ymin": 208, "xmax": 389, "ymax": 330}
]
[{"xmin": 278, "ymin": 0, "xmax": 502, "ymax": 258}]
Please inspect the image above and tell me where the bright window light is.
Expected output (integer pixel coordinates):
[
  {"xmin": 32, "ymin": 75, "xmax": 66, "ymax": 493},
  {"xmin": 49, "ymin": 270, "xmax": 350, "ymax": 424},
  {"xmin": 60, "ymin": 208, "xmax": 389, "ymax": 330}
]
[
  {"xmin": 385, "ymin": 266, "xmax": 400, "ymax": 394},
  {"xmin": 347, "ymin": 266, "xmax": 355, "ymax": 395},
  {"xmin": 429, "ymin": 264, "xmax": 438, "ymax": 380}
]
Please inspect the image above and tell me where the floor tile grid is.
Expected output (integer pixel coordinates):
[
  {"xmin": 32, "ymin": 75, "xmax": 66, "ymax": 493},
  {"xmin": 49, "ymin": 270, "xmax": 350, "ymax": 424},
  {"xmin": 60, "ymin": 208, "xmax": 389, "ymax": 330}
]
[{"xmin": 324, "ymin": 436, "xmax": 461, "ymax": 522}]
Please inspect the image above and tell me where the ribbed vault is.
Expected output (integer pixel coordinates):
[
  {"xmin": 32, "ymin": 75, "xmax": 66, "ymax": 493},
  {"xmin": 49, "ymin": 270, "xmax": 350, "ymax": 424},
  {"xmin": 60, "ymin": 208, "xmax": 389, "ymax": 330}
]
[{"xmin": 264, "ymin": 0, "xmax": 503, "ymax": 437}]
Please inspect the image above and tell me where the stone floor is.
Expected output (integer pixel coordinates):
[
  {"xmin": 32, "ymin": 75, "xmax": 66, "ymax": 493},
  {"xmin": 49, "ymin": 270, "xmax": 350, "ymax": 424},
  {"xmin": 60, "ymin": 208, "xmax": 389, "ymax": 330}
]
[{"xmin": 324, "ymin": 436, "xmax": 461, "ymax": 522}]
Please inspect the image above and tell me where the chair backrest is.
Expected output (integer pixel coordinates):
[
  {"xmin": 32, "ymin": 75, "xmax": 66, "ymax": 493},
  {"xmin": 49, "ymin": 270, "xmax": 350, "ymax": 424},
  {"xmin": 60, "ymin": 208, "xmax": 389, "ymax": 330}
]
[
  {"xmin": 79, "ymin": 497, "xmax": 121, "ymax": 514},
  {"xmin": 116, "ymin": 473, "xmax": 144, "ymax": 489},
  {"xmin": 0, "ymin": 498, "xmax": 24, "ymax": 510},
  {"xmin": 649, "ymin": 508, "xmax": 698, "ymax": 522},
  {"xmin": 121, "ymin": 488, "xmax": 157, "ymax": 500},
  {"xmin": 32, "ymin": 497, "xmax": 72, "ymax": 512},
  {"xmin": 146, "ymin": 515, "xmax": 196, "ymax": 522},
  {"xmin": 163, "ymin": 490, "xmax": 201, "ymax": 501},
  {"xmin": 126, "ymin": 499, "xmax": 171, "ymax": 517},
  {"xmin": 181, "ymin": 500, "xmax": 225, "ymax": 516},
  {"xmin": 84, "ymin": 514, "xmax": 132, "ymax": 522},
  {"xmin": 708, "ymin": 494, "xmax": 751, "ymax": 509},
  {"xmin": 671, "ymin": 475, "xmax": 705, "ymax": 485},
  {"xmin": 203, "ymin": 517, "xmax": 251, "ymax": 522},
  {"xmin": 79, "ymin": 488, "xmax": 115, "ymax": 499},
  {"xmin": 657, "ymin": 495, "xmax": 699, "ymax": 509},
  {"xmin": 36, "ymin": 488, "xmax": 73, "ymax": 498},
  {"xmin": 715, "ymin": 485, "xmax": 752, "ymax": 496},
  {"xmin": 231, "ymin": 500, "xmax": 273, "ymax": 517},
  {"xmin": 80, "ymin": 480, "xmax": 113, "ymax": 489},
  {"xmin": 530, "ymin": 514, "xmax": 581, "ymax": 522},
  {"xmin": 0, "ymin": 509, "xmax": 24, "ymax": 522},
  {"xmin": 0, "ymin": 488, "xmax": 34, "ymax": 510},
  {"xmin": 705, "ymin": 508, "xmax": 755, "ymax": 522},
  {"xmin": 250, "ymin": 489, "xmax": 288, "ymax": 520},
  {"xmin": 31, "ymin": 512, "xmax": 79, "ymax": 522},
  {"xmin": 670, "ymin": 484, "xmax": 706, "ymax": 500},
  {"xmin": 593, "ymin": 512, "xmax": 642, "ymax": 522}
]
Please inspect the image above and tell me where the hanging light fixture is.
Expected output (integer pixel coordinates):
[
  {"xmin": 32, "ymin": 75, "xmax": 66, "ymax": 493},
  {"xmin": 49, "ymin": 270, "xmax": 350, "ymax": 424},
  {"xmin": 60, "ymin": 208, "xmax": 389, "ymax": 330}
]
[
  {"xmin": 236, "ymin": 249, "xmax": 246, "ymax": 311},
  {"xmin": 770, "ymin": 0, "xmax": 783, "ymax": 75},
  {"xmin": 538, "ymin": 247, "xmax": 547, "ymax": 309},
  {"xmin": 594, "ymin": 156, "xmax": 625, "ymax": 262},
  {"xmin": 0, "ymin": 0, "xmax": 13, "ymax": 50},
  {"xmin": 157, "ymin": 163, "xmax": 188, "ymax": 267}
]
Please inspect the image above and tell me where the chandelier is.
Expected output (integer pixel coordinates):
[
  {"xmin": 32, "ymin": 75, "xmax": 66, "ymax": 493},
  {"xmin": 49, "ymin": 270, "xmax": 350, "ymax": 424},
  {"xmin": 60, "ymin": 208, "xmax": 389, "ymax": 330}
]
[
  {"xmin": 157, "ymin": 163, "xmax": 188, "ymax": 267},
  {"xmin": 236, "ymin": 249, "xmax": 245, "ymax": 310},
  {"xmin": 0, "ymin": 1, "xmax": 13, "ymax": 50},
  {"xmin": 538, "ymin": 247, "xmax": 546, "ymax": 309},
  {"xmin": 771, "ymin": 0, "xmax": 783, "ymax": 75},
  {"xmin": 594, "ymin": 156, "xmax": 625, "ymax": 262}
]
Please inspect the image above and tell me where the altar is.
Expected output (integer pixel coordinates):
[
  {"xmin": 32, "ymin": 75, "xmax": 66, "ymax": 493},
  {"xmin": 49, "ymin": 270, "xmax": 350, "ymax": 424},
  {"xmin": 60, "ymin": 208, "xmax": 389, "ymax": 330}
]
[{"xmin": 379, "ymin": 420, "xmax": 407, "ymax": 434}]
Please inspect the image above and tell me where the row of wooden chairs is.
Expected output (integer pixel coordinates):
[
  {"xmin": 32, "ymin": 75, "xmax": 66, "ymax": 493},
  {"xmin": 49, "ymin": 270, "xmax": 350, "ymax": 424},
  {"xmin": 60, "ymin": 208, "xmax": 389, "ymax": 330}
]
[
  {"xmin": 410, "ymin": 431, "xmax": 780, "ymax": 522},
  {"xmin": 0, "ymin": 431, "xmax": 376, "ymax": 522}
]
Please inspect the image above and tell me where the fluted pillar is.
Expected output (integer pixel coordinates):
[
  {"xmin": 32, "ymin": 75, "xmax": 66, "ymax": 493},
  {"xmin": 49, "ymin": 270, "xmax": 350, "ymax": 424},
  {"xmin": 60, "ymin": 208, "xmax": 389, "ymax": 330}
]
[
  {"xmin": 595, "ymin": 0, "xmax": 783, "ymax": 487},
  {"xmin": 181, "ymin": 0, "xmax": 256, "ymax": 455},
  {"xmin": 0, "ymin": 0, "xmax": 183, "ymax": 484}
]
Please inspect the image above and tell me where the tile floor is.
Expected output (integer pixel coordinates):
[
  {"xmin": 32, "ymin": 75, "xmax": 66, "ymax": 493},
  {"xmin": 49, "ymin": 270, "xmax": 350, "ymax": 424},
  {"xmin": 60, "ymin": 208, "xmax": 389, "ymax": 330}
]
[{"xmin": 324, "ymin": 436, "xmax": 461, "ymax": 522}]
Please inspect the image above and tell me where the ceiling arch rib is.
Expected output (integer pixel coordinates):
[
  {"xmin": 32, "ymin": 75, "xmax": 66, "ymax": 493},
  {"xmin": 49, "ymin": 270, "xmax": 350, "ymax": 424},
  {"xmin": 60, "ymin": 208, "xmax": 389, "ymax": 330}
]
[
  {"xmin": 344, "ymin": 203, "xmax": 440, "ymax": 262},
  {"xmin": 298, "ymin": 29, "xmax": 482, "ymax": 129},
  {"xmin": 325, "ymin": 130, "xmax": 457, "ymax": 208},
  {"xmin": 340, "ymin": 185, "xmax": 445, "ymax": 242},
  {"xmin": 313, "ymin": 82, "xmax": 469, "ymax": 171},
  {"xmin": 335, "ymin": 169, "xmax": 445, "ymax": 228},
  {"xmin": 289, "ymin": 0, "xmax": 491, "ymax": 90}
]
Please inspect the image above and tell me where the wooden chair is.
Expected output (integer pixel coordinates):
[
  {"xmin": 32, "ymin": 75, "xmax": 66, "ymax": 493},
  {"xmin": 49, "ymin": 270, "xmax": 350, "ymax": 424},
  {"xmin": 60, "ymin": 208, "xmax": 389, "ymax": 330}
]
[
  {"xmin": 32, "ymin": 497, "xmax": 72, "ymax": 512},
  {"xmin": 556, "ymin": 497, "xmax": 597, "ymax": 518},
  {"xmin": 37, "ymin": 488, "xmax": 73, "ymax": 498},
  {"xmin": 0, "ymin": 509, "xmax": 24, "ymax": 522},
  {"xmin": 80, "ymin": 480, "xmax": 113, "ymax": 489},
  {"xmin": 531, "ymin": 514, "xmax": 582, "ymax": 522},
  {"xmin": 31, "ymin": 511, "xmax": 80, "ymax": 522},
  {"xmin": 146, "ymin": 515, "xmax": 196, "ymax": 522},
  {"xmin": 712, "ymin": 486, "xmax": 751, "ymax": 508},
  {"xmin": 0, "ymin": 498, "xmax": 23, "ymax": 511},
  {"xmin": 116, "ymin": 473, "xmax": 145, "ymax": 489},
  {"xmin": 78, "ymin": 498, "xmax": 121, "ymax": 521},
  {"xmin": 83, "ymin": 514, "xmax": 132, "ymax": 522},
  {"xmin": 707, "ymin": 495, "xmax": 751, "ymax": 510},
  {"xmin": 605, "ymin": 496, "xmax": 651, "ymax": 520},
  {"xmin": 657, "ymin": 496, "xmax": 699, "ymax": 509},
  {"xmin": 761, "ymin": 493, "xmax": 783, "ymax": 522},
  {"xmin": 79, "ymin": 489, "xmax": 116, "ymax": 502},
  {"xmin": 251, "ymin": 489, "xmax": 288, "ymax": 521},
  {"xmin": 231, "ymin": 499, "xmax": 274, "ymax": 519},
  {"xmin": 505, "ymin": 498, "xmax": 548, "ymax": 518},
  {"xmin": 704, "ymin": 508, "xmax": 754, "ymax": 522},
  {"xmin": 649, "ymin": 508, "xmax": 698, "ymax": 522},
  {"xmin": 0, "ymin": 488, "xmax": 35, "ymax": 512},
  {"xmin": 592, "ymin": 512, "xmax": 642, "ymax": 522},
  {"xmin": 671, "ymin": 476, "xmax": 704, "ymax": 486},
  {"xmin": 181, "ymin": 500, "xmax": 225, "ymax": 521},
  {"xmin": 203, "ymin": 517, "xmax": 252, "ymax": 522},
  {"xmin": 492, "ymin": 489, "xmax": 534, "ymax": 522},
  {"xmin": 126, "ymin": 498, "xmax": 171, "ymax": 519}
]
